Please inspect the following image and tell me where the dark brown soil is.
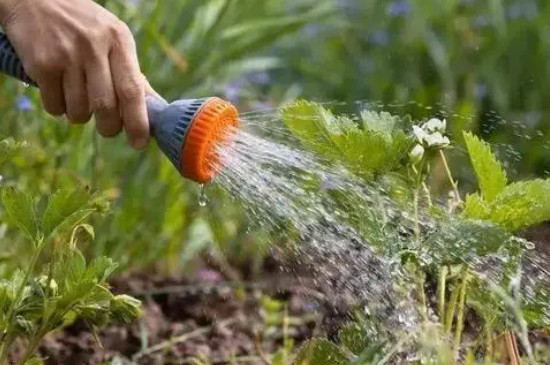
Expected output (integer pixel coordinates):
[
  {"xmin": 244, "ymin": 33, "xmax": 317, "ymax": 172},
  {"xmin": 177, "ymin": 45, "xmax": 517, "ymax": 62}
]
[
  {"xmin": 36, "ymin": 269, "xmax": 328, "ymax": 365},
  {"xmin": 28, "ymin": 223, "xmax": 550, "ymax": 365}
]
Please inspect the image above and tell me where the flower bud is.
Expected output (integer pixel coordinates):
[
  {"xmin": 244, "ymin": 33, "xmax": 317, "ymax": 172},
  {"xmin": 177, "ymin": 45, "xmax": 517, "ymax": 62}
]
[
  {"xmin": 409, "ymin": 144, "xmax": 425, "ymax": 164},
  {"xmin": 110, "ymin": 295, "xmax": 142, "ymax": 323}
]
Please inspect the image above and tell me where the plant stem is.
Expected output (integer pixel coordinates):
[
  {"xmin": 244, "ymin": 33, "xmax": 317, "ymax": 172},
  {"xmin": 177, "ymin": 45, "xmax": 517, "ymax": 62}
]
[
  {"xmin": 484, "ymin": 324, "xmax": 493, "ymax": 365},
  {"xmin": 282, "ymin": 306, "xmax": 289, "ymax": 365},
  {"xmin": 453, "ymin": 271, "xmax": 469, "ymax": 358},
  {"xmin": 422, "ymin": 182, "xmax": 433, "ymax": 207},
  {"xmin": 504, "ymin": 332, "xmax": 520, "ymax": 365},
  {"xmin": 439, "ymin": 150, "xmax": 461, "ymax": 204},
  {"xmin": 0, "ymin": 238, "xmax": 46, "ymax": 364},
  {"xmin": 437, "ymin": 266, "xmax": 447, "ymax": 325},
  {"xmin": 415, "ymin": 270, "xmax": 428, "ymax": 321},
  {"xmin": 0, "ymin": 334, "xmax": 14, "ymax": 365},
  {"xmin": 413, "ymin": 188, "xmax": 421, "ymax": 242},
  {"xmin": 444, "ymin": 278, "xmax": 461, "ymax": 334},
  {"xmin": 17, "ymin": 331, "xmax": 45, "ymax": 365}
]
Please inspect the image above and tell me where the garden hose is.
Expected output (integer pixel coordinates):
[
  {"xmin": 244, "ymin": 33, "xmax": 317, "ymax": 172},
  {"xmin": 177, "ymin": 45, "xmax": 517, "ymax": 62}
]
[{"xmin": 0, "ymin": 32, "xmax": 239, "ymax": 183}]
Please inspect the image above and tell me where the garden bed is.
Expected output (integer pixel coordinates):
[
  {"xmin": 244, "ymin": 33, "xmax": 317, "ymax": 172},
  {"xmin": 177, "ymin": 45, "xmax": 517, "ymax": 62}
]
[{"xmin": 34, "ymin": 263, "xmax": 332, "ymax": 365}]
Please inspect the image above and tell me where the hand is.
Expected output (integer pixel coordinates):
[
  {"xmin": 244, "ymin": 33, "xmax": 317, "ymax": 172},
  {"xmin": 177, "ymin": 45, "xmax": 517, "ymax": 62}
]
[{"xmin": 0, "ymin": 0, "xmax": 150, "ymax": 149}]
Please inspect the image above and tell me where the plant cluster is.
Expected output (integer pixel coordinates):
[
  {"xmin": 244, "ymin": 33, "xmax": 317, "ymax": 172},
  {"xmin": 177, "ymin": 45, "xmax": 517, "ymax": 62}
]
[
  {"xmin": 0, "ymin": 144, "xmax": 141, "ymax": 364},
  {"xmin": 281, "ymin": 101, "xmax": 550, "ymax": 364}
]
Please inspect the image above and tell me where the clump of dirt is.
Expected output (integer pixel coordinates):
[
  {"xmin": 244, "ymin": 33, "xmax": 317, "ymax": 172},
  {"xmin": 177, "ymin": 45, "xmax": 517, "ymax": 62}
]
[{"xmin": 38, "ymin": 270, "xmax": 329, "ymax": 364}]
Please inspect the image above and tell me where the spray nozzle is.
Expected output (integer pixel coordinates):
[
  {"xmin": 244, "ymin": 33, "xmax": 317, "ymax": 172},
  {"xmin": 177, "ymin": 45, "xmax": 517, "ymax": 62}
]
[{"xmin": 147, "ymin": 96, "xmax": 239, "ymax": 183}]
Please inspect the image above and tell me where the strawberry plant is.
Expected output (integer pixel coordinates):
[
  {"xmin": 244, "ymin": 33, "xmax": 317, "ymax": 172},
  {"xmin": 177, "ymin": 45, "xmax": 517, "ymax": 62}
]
[
  {"xmin": 0, "ymin": 140, "xmax": 141, "ymax": 365},
  {"xmin": 282, "ymin": 101, "xmax": 550, "ymax": 363}
]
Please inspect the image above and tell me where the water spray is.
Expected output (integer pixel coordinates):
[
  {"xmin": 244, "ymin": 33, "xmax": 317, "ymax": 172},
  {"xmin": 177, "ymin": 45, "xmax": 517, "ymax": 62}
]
[{"xmin": 0, "ymin": 32, "xmax": 239, "ymax": 183}]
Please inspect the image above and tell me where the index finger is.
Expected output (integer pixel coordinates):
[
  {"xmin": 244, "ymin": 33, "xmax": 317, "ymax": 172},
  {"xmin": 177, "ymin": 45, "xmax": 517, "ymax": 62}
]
[{"xmin": 109, "ymin": 26, "xmax": 149, "ymax": 149}]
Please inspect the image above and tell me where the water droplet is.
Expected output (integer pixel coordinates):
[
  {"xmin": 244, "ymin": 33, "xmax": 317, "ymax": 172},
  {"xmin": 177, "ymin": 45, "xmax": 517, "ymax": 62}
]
[{"xmin": 198, "ymin": 184, "xmax": 210, "ymax": 207}]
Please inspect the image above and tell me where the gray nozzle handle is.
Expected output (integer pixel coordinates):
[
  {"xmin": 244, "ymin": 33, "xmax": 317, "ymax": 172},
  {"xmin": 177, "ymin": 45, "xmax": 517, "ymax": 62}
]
[
  {"xmin": 146, "ymin": 95, "xmax": 169, "ymax": 134},
  {"xmin": 0, "ymin": 32, "xmax": 37, "ymax": 86}
]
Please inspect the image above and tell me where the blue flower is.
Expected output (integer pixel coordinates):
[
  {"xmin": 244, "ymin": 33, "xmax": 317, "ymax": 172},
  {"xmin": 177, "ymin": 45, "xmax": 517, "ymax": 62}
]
[
  {"xmin": 387, "ymin": 0, "xmax": 412, "ymax": 17},
  {"xmin": 474, "ymin": 83, "xmax": 487, "ymax": 99},
  {"xmin": 249, "ymin": 72, "xmax": 270, "ymax": 85},
  {"xmin": 223, "ymin": 78, "xmax": 246, "ymax": 104},
  {"xmin": 507, "ymin": 1, "xmax": 538, "ymax": 20},
  {"xmin": 371, "ymin": 30, "xmax": 390, "ymax": 46},
  {"xmin": 16, "ymin": 95, "xmax": 33, "ymax": 112}
]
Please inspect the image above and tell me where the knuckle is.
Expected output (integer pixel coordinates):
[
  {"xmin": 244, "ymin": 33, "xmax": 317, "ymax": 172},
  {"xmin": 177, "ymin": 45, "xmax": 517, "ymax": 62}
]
[
  {"xmin": 96, "ymin": 121, "xmax": 122, "ymax": 138},
  {"xmin": 43, "ymin": 102, "xmax": 65, "ymax": 117},
  {"xmin": 29, "ymin": 57, "xmax": 62, "ymax": 76},
  {"xmin": 57, "ymin": 41, "xmax": 73, "ymax": 62},
  {"xmin": 125, "ymin": 121, "xmax": 147, "ymax": 137},
  {"xmin": 79, "ymin": 29, "xmax": 102, "ymax": 54},
  {"xmin": 118, "ymin": 77, "xmax": 143, "ymax": 102},
  {"xmin": 67, "ymin": 109, "xmax": 91, "ymax": 124},
  {"xmin": 90, "ymin": 96, "xmax": 116, "ymax": 112},
  {"xmin": 109, "ymin": 20, "xmax": 130, "ymax": 41},
  {"xmin": 26, "ymin": 56, "xmax": 50, "ymax": 76}
]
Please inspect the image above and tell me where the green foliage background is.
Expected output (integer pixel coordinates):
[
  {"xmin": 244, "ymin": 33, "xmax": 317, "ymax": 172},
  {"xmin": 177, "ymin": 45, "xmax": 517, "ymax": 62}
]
[{"xmin": 0, "ymin": 0, "xmax": 549, "ymax": 273}]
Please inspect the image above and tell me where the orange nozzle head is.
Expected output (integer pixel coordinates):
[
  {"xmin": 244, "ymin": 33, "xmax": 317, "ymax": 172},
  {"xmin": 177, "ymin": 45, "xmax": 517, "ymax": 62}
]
[{"xmin": 180, "ymin": 97, "xmax": 239, "ymax": 183}]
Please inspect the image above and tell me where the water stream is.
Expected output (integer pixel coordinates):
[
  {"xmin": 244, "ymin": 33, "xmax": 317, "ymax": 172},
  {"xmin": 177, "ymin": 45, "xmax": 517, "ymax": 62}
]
[{"xmin": 206, "ymin": 101, "xmax": 550, "ymax": 356}]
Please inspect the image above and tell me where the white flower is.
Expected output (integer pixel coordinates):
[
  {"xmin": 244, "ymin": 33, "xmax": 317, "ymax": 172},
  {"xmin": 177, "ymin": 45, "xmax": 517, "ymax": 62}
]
[
  {"xmin": 412, "ymin": 125, "xmax": 428, "ymax": 143},
  {"xmin": 409, "ymin": 144, "xmax": 425, "ymax": 164},
  {"xmin": 423, "ymin": 118, "xmax": 446, "ymax": 133},
  {"xmin": 424, "ymin": 132, "xmax": 450, "ymax": 148},
  {"xmin": 412, "ymin": 118, "xmax": 450, "ymax": 149}
]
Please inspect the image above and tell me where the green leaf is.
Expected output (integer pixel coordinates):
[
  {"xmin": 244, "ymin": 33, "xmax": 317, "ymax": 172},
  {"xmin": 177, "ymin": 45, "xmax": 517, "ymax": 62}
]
[
  {"xmin": 281, "ymin": 100, "xmax": 339, "ymax": 154},
  {"xmin": 463, "ymin": 132, "xmax": 507, "ymax": 202},
  {"xmin": 66, "ymin": 250, "xmax": 87, "ymax": 284},
  {"xmin": 295, "ymin": 339, "xmax": 348, "ymax": 365},
  {"xmin": 23, "ymin": 358, "xmax": 43, "ymax": 365},
  {"xmin": 338, "ymin": 323, "xmax": 370, "ymax": 355},
  {"xmin": 14, "ymin": 315, "xmax": 35, "ymax": 334},
  {"xmin": 282, "ymin": 101, "xmax": 413, "ymax": 179},
  {"xmin": 0, "ymin": 138, "xmax": 27, "ymax": 166},
  {"xmin": 69, "ymin": 224, "xmax": 95, "ymax": 249},
  {"xmin": 424, "ymin": 218, "xmax": 512, "ymax": 265},
  {"xmin": 463, "ymin": 193, "xmax": 490, "ymax": 220},
  {"xmin": 42, "ymin": 189, "xmax": 93, "ymax": 238},
  {"xmin": 337, "ymin": 129, "xmax": 412, "ymax": 178},
  {"xmin": 260, "ymin": 295, "xmax": 285, "ymax": 313},
  {"xmin": 184, "ymin": 0, "xmax": 232, "ymax": 47},
  {"xmin": 1, "ymin": 187, "xmax": 39, "ymax": 241},
  {"xmin": 360, "ymin": 110, "xmax": 398, "ymax": 137},
  {"xmin": 488, "ymin": 179, "xmax": 550, "ymax": 231},
  {"xmin": 221, "ymin": 4, "xmax": 332, "ymax": 41},
  {"xmin": 86, "ymin": 257, "xmax": 118, "ymax": 283}
]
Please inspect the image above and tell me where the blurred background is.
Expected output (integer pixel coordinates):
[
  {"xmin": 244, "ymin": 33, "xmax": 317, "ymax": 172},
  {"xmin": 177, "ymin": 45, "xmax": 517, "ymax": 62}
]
[{"xmin": 0, "ymin": 0, "xmax": 548, "ymax": 274}]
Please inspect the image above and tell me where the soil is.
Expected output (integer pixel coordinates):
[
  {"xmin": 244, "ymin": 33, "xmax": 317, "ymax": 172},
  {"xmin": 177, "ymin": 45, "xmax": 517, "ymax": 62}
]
[
  {"xmin": 19, "ymin": 224, "xmax": 550, "ymax": 364},
  {"xmin": 35, "ymin": 263, "xmax": 333, "ymax": 365}
]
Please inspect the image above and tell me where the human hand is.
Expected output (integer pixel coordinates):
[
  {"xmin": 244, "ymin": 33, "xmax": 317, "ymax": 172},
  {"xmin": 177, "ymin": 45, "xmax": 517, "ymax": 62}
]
[{"xmin": 0, "ymin": 0, "xmax": 150, "ymax": 149}]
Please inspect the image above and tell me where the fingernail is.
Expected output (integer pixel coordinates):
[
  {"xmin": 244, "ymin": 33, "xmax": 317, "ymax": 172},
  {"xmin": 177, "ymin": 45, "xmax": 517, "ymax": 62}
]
[{"xmin": 133, "ymin": 137, "xmax": 149, "ymax": 149}]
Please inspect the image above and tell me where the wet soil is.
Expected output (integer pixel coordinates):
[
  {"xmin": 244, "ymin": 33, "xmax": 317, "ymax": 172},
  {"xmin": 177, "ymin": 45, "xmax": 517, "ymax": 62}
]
[
  {"xmin": 36, "ymin": 267, "xmax": 331, "ymax": 365},
  {"xmin": 22, "ymin": 223, "xmax": 550, "ymax": 364}
]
